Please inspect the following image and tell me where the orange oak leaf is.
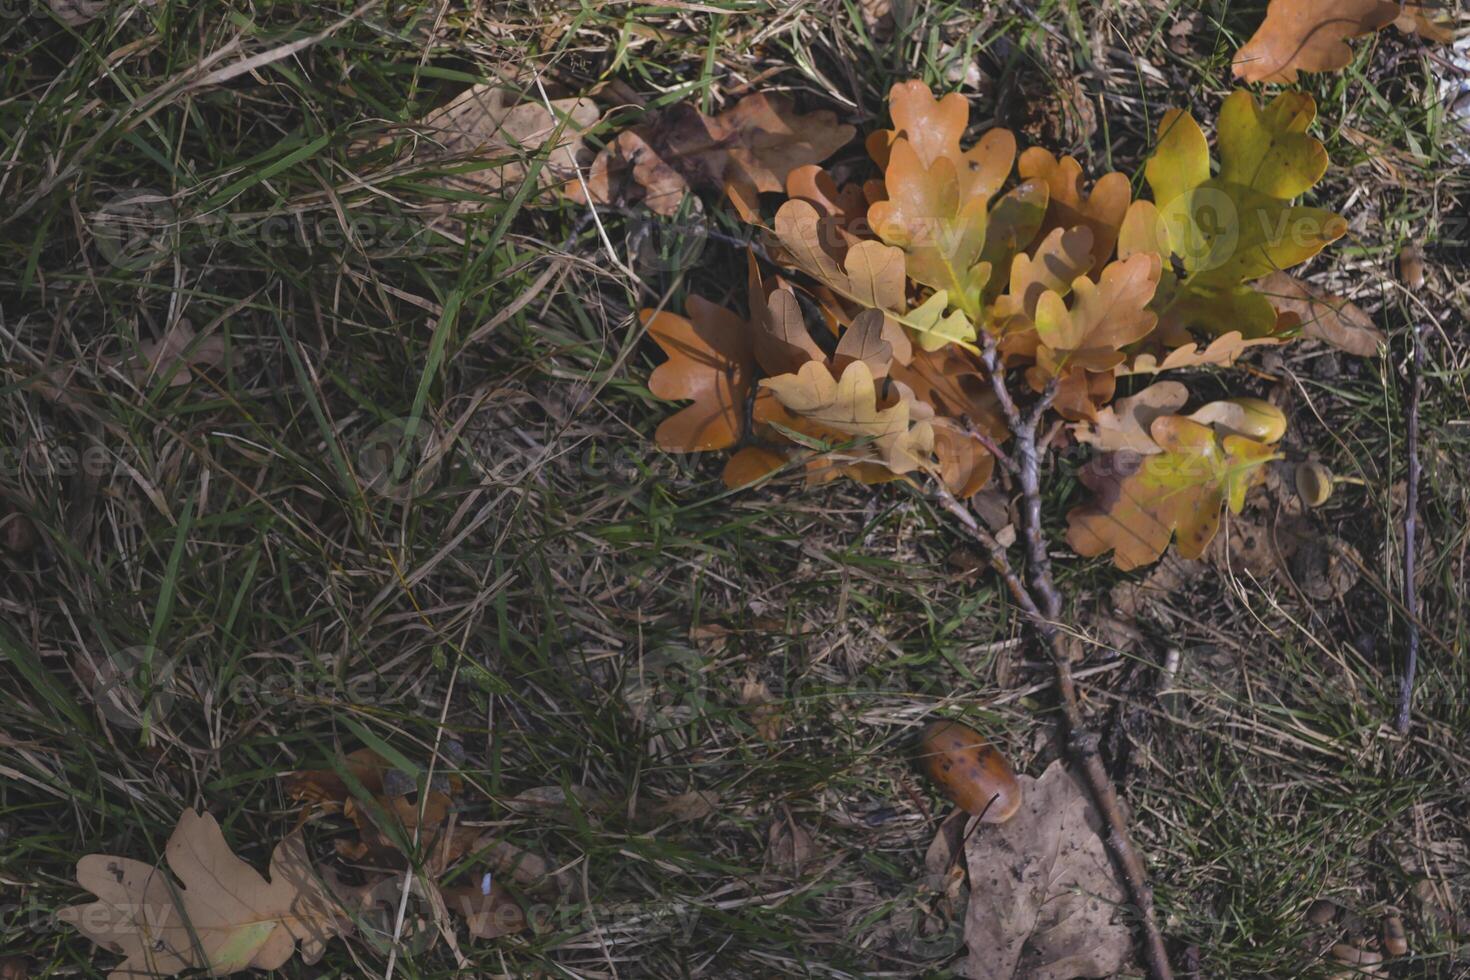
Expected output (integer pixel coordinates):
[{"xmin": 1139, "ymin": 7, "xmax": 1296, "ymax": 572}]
[
  {"xmin": 870, "ymin": 81, "xmax": 1016, "ymax": 209},
  {"xmin": 642, "ymin": 295, "xmax": 754, "ymax": 452},
  {"xmin": 1233, "ymin": 0, "xmax": 1401, "ymax": 83},
  {"xmin": 1016, "ymin": 148, "xmax": 1131, "ymax": 275},
  {"xmin": 1066, "ymin": 416, "xmax": 1276, "ymax": 570},
  {"xmin": 785, "ymin": 164, "xmax": 870, "ymax": 246},
  {"xmin": 868, "ymin": 137, "xmax": 991, "ymax": 304},
  {"xmin": 1029, "ymin": 253, "xmax": 1162, "ymax": 379}
]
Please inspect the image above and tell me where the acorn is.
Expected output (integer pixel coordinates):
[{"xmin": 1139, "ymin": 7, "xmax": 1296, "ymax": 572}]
[
  {"xmin": 1306, "ymin": 899, "xmax": 1338, "ymax": 925},
  {"xmin": 1383, "ymin": 913, "xmax": 1408, "ymax": 957},
  {"xmin": 1399, "ymin": 245, "xmax": 1425, "ymax": 290},
  {"xmin": 917, "ymin": 720, "xmax": 1021, "ymax": 823},
  {"xmin": 1329, "ymin": 943, "xmax": 1383, "ymax": 971}
]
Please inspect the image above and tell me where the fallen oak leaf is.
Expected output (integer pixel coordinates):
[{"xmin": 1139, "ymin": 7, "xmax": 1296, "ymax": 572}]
[
  {"xmin": 1232, "ymin": 0, "xmax": 1408, "ymax": 83},
  {"xmin": 372, "ymin": 85, "xmax": 598, "ymax": 200},
  {"xmin": 1065, "ymin": 416, "xmax": 1276, "ymax": 570},
  {"xmin": 760, "ymin": 359, "xmax": 935, "ymax": 475},
  {"xmin": 962, "ymin": 761, "xmax": 1134, "ymax": 979},
  {"xmin": 59, "ymin": 810, "xmax": 351, "ymax": 978},
  {"xmin": 576, "ymin": 93, "xmax": 853, "ymax": 217},
  {"xmin": 1255, "ymin": 270, "xmax": 1384, "ymax": 357},
  {"xmin": 642, "ymin": 295, "xmax": 755, "ymax": 452}
]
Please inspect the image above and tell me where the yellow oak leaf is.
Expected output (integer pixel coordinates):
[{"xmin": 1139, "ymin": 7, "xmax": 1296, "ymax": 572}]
[{"xmin": 1066, "ymin": 416, "xmax": 1276, "ymax": 570}]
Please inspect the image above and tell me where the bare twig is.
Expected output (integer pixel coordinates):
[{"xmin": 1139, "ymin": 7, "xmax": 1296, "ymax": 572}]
[
  {"xmin": 934, "ymin": 342, "xmax": 1174, "ymax": 980},
  {"xmin": 1396, "ymin": 321, "xmax": 1425, "ymax": 734}
]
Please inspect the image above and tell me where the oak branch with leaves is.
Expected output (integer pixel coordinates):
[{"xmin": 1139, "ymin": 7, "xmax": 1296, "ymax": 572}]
[{"xmin": 632, "ymin": 81, "xmax": 1349, "ymax": 979}]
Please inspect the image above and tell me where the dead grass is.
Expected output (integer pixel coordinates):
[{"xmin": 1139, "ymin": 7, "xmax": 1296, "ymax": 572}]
[{"xmin": 0, "ymin": 0, "xmax": 1467, "ymax": 977}]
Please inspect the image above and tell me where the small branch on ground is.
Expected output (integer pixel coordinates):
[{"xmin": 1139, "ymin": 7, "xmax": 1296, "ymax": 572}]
[
  {"xmin": 939, "ymin": 339, "xmax": 1173, "ymax": 976},
  {"xmin": 1396, "ymin": 320, "xmax": 1425, "ymax": 734}
]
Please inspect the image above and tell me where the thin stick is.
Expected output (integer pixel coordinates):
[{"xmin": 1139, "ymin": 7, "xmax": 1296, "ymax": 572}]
[
  {"xmin": 937, "ymin": 341, "xmax": 1174, "ymax": 979},
  {"xmin": 1395, "ymin": 321, "xmax": 1425, "ymax": 734}
]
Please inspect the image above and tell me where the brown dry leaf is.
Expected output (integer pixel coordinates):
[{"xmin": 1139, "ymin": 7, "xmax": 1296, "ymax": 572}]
[
  {"xmin": 961, "ymin": 762, "xmax": 1134, "ymax": 979},
  {"xmin": 749, "ymin": 253, "xmax": 824, "ymax": 376},
  {"xmin": 1397, "ymin": 2, "xmax": 1457, "ymax": 42},
  {"xmin": 739, "ymin": 677, "xmax": 785, "ymax": 741},
  {"xmin": 504, "ymin": 785, "xmax": 615, "ymax": 822},
  {"xmin": 1256, "ymin": 271, "xmax": 1384, "ymax": 357},
  {"xmin": 1117, "ymin": 331, "xmax": 1280, "ymax": 375},
  {"xmin": 1016, "ymin": 149, "xmax": 1130, "ymax": 275},
  {"xmin": 577, "ymin": 93, "xmax": 853, "ymax": 217},
  {"xmin": 648, "ymin": 790, "xmax": 722, "ymax": 823},
  {"xmin": 767, "ymin": 808, "xmax": 815, "ymax": 875},
  {"xmin": 642, "ymin": 295, "xmax": 755, "ymax": 452},
  {"xmin": 1071, "ymin": 381, "xmax": 1189, "ymax": 454},
  {"xmin": 131, "ymin": 320, "xmax": 226, "ymax": 387},
  {"xmin": 0, "ymin": 957, "xmax": 26, "ymax": 980},
  {"xmin": 281, "ymin": 748, "xmax": 460, "ymax": 865},
  {"xmin": 785, "ymin": 164, "xmax": 870, "ymax": 246},
  {"xmin": 1232, "ymin": 0, "xmax": 1414, "ymax": 83},
  {"xmin": 59, "ymin": 811, "xmax": 350, "ymax": 978},
  {"xmin": 773, "ymin": 198, "xmax": 915, "ymax": 362},
  {"xmin": 383, "ymin": 86, "xmax": 598, "ymax": 198}
]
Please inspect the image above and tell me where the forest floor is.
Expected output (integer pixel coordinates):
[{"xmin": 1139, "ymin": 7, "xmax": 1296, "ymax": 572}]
[{"xmin": 1, "ymin": 0, "xmax": 1467, "ymax": 977}]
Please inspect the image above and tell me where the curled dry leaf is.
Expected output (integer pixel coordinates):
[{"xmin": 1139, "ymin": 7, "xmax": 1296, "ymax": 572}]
[
  {"xmin": 1256, "ymin": 271, "xmax": 1384, "ymax": 357},
  {"xmin": 373, "ymin": 86, "xmax": 598, "ymax": 200},
  {"xmin": 961, "ymin": 761, "xmax": 1134, "ymax": 980},
  {"xmin": 767, "ymin": 808, "xmax": 815, "ymax": 875},
  {"xmin": 575, "ymin": 93, "xmax": 853, "ymax": 217},
  {"xmin": 1066, "ymin": 416, "xmax": 1276, "ymax": 570},
  {"xmin": 59, "ymin": 811, "xmax": 351, "ymax": 979}
]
